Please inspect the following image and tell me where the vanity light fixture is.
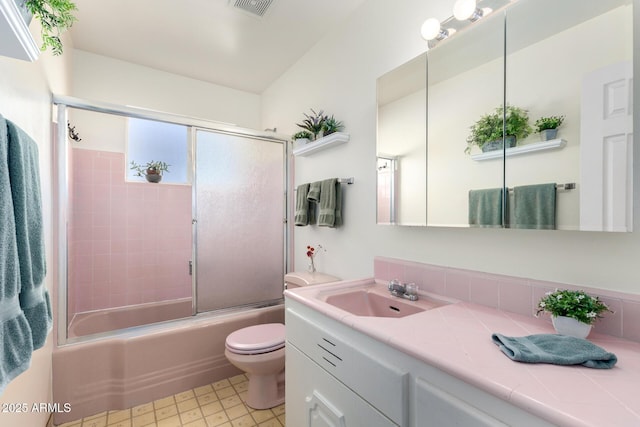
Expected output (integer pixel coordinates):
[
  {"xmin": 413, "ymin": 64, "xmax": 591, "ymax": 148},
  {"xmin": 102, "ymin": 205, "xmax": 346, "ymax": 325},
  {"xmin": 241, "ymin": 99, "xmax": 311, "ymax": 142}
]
[
  {"xmin": 453, "ymin": 0, "xmax": 483, "ymax": 21},
  {"xmin": 421, "ymin": 0, "xmax": 515, "ymax": 48}
]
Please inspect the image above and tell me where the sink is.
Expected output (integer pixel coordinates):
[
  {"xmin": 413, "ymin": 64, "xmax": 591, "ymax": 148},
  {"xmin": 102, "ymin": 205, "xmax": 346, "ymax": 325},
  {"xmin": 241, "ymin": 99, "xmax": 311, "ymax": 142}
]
[{"xmin": 322, "ymin": 286, "xmax": 449, "ymax": 318}]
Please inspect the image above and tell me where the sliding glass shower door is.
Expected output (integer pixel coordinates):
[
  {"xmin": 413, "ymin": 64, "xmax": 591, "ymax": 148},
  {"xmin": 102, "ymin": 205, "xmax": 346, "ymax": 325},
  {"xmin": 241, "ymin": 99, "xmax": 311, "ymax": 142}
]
[{"xmin": 195, "ymin": 129, "xmax": 285, "ymax": 312}]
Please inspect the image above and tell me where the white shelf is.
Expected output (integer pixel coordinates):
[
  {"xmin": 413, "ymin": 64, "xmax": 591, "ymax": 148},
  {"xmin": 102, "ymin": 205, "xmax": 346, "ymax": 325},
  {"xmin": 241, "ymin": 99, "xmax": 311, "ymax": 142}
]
[
  {"xmin": 0, "ymin": 0, "xmax": 38, "ymax": 61},
  {"xmin": 471, "ymin": 138, "xmax": 566, "ymax": 161},
  {"xmin": 292, "ymin": 132, "xmax": 350, "ymax": 157}
]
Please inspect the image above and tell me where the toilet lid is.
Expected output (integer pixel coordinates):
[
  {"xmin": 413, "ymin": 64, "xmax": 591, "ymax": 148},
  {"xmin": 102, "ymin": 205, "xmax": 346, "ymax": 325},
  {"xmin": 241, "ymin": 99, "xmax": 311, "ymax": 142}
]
[{"xmin": 225, "ymin": 323, "xmax": 285, "ymax": 355}]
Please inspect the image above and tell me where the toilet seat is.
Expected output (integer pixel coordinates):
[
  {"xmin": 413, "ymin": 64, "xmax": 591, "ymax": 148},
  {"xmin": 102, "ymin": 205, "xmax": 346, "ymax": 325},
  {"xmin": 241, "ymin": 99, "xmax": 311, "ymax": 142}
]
[{"xmin": 225, "ymin": 323, "xmax": 285, "ymax": 355}]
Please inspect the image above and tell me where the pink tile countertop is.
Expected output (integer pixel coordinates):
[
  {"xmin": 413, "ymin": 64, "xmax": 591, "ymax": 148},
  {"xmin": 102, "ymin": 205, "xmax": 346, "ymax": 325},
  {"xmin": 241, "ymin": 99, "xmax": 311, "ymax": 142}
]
[{"xmin": 285, "ymin": 278, "xmax": 640, "ymax": 427}]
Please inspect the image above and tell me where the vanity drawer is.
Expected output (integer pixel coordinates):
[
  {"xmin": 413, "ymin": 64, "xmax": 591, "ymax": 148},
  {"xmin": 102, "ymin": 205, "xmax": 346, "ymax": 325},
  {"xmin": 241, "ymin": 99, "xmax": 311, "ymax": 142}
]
[{"xmin": 286, "ymin": 307, "xmax": 409, "ymax": 426}]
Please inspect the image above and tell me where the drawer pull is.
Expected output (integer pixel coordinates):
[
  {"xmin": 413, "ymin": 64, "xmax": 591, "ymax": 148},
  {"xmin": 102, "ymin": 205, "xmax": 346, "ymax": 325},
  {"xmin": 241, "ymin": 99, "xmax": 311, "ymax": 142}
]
[{"xmin": 318, "ymin": 343, "xmax": 343, "ymax": 361}]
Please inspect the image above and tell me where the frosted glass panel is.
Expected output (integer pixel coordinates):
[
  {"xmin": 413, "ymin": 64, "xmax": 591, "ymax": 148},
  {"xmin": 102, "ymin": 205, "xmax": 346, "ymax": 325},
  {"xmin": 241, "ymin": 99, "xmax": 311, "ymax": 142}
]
[{"xmin": 195, "ymin": 130, "xmax": 284, "ymax": 312}]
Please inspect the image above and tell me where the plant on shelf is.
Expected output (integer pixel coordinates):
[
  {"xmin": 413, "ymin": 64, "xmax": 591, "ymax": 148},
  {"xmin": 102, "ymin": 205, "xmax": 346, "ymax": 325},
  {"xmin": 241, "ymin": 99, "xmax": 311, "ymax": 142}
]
[
  {"xmin": 465, "ymin": 105, "xmax": 532, "ymax": 154},
  {"xmin": 322, "ymin": 115, "xmax": 344, "ymax": 136},
  {"xmin": 130, "ymin": 160, "xmax": 171, "ymax": 184},
  {"xmin": 536, "ymin": 289, "xmax": 612, "ymax": 337},
  {"xmin": 295, "ymin": 109, "xmax": 327, "ymax": 140},
  {"xmin": 292, "ymin": 130, "xmax": 313, "ymax": 142},
  {"xmin": 23, "ymin": 0, "xmax": 78, "ymax": 56},
  {"xmin": 534, "ymin": 115, "xmax": 565, "ymax": 141}
]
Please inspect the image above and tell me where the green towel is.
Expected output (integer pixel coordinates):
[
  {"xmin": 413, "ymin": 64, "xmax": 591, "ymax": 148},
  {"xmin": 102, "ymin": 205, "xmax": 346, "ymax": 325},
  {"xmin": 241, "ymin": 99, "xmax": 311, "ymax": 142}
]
[
  {"xmin": 307, "ymin": 181, "xmax": 321, "ymax": 203},
  {"xmin": 491, "ymin": 333, "xmax": 617, "ymax": 369},
  {"xmin": 318, "ymin": 178, "xmax": 340, "ymax": 227},
  {"xmin": 294, "ymin": 183, "xmax": 310, "ymax": 226},
  {"xmin": 468, "ymin": 188, "xmax": 504, "ymax": 227},
  {"xmin": 0, "ymin": 115, "xmax": 34, "ymax": 394},
  {"xmin": 7, "ymin": 119, "xmax": 52, "ymax": 350},
  {"xmin": 512, "ymin": 183, "xmax": 556, "ymax": 230}
]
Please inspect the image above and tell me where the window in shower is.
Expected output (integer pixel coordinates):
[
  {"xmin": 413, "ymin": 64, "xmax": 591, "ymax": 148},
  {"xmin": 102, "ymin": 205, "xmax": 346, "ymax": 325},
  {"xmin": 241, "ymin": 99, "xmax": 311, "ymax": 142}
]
[{"xmin": 126, "ymin": 118, "xmax": 190, "ymax": 184}]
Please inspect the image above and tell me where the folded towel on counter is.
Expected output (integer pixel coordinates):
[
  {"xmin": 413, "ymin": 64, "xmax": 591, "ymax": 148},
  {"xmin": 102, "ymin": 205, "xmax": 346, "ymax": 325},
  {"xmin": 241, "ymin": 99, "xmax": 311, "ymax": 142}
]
[
  {"xmin": 491, "ymin": 333, "xmax": 617, "ymax": 369},
  {"xmin": 468, "ymin": 188, "xmax": 505, "ymax": 227},
  {"xmin": 0, "ymin": 114, "xmax": 35, "ymax": 395},
  {"xmin": 318, "ymin": 178, "xmax": 341, "ymax": 227},
  {"xmin": 294, "ymin": 183, "xmax": 311, "ymax": 226},
  {"xmin": 512, "ymin": 183, "xmax": 556, "ymax": 230},
  {"xmin": 7, "ymin": 119, "xmax": 52, "ymax": 350}
]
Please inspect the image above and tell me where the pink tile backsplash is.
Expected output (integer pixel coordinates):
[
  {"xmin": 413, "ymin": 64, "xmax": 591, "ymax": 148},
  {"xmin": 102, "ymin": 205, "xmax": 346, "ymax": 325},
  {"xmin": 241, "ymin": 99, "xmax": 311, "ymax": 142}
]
[
  {"xmin": 374, "ymin": 256, "xmax": 640, "ymax": 343},
  {"xmin": 68, "ymin": 149, "xmax": 192, "ymax": 321}
]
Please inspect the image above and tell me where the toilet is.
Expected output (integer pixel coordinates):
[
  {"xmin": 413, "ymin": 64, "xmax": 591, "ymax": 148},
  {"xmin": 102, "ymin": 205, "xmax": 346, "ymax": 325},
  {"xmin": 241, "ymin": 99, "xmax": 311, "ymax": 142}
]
[{"xmin": 224, "ymin": 272, "xmax": 339, "ymax": 409}]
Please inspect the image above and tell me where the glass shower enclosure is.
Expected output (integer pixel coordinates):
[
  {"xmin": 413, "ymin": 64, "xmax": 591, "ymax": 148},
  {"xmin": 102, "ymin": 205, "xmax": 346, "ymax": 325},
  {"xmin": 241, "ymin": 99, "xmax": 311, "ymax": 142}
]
[{"xmin": 55, "ymin": 97, "xmax": 287, "ymax": 344}]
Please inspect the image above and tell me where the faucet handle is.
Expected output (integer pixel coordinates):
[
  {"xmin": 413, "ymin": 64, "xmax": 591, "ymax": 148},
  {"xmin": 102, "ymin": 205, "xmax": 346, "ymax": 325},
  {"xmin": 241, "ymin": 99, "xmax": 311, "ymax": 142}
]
[
  {"xmin": 388, "ymin": 279, "xmax": 400, "ymax": 290},
  {"xmin": 405, "ymin": 282, "xmax": 418, "ymax": 296}
]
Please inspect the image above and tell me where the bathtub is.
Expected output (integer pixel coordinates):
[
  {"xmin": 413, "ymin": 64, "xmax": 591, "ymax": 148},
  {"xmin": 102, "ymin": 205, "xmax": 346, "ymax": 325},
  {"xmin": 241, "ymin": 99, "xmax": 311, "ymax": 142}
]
[
  {"xmin": 52, "ymin": 304, "xmax": 284, "ymax": 425},
  {"xmin": 67, "ymin": 298, "xmax": 194, "ymax": 338}
]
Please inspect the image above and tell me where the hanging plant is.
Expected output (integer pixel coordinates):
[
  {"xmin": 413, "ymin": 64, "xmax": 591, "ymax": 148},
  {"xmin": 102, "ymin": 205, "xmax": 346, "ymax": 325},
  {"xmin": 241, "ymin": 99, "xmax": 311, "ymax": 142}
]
[{"xmin": 23, "ymin": 0, "xmax": 78, "ymax": 56}]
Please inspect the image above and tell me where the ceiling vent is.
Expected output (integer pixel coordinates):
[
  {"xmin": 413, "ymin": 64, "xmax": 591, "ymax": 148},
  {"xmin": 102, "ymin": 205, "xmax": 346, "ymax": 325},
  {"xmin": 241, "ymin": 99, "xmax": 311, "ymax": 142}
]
[{"xmin": 232, "ymin": 0, "xmax": 274, "ymax": 17}]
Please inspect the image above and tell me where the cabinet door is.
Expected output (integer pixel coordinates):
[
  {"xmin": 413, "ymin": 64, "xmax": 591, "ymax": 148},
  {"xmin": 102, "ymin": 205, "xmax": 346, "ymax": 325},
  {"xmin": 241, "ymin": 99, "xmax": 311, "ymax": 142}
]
[
  {"xmin": 287, "ymin": 344, "xmax": 397, "ymax": 427},
  {"xmin": 415, "ymin": 377, "xmax": 508, "ymax": 427}
]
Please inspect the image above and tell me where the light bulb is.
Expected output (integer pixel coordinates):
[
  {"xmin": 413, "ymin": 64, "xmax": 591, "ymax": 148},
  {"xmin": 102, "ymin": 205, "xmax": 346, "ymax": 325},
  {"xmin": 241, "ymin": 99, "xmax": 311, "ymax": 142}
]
[
  {"xmin": 421, "ymin": 18, "xmax": 443, "ymax": 41},
  {"xmin": 453, "ymin": 0, "xmax": 478, "ymax": 21}
]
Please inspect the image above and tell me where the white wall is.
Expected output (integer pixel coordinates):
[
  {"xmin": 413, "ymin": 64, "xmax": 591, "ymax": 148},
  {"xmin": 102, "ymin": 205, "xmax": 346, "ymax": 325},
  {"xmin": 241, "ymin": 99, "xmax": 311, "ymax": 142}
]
[
  {"xmin": 0, "ymin": 30, "xmax": 70, "ymax": 427},
  {"xmin": 71, "ymin": 50, "xmax": 262, "ymax": 129},
  {"xmin": 262, "ymin": 0, "xmax": 640, "ymax": 294}
]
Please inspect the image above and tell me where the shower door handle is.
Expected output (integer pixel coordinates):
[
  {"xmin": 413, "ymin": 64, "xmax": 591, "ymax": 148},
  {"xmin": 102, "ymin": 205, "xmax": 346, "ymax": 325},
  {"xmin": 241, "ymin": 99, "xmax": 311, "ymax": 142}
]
[{"xmin": 189, "ymin": 260, "xmax": 193, "ymax": 275}]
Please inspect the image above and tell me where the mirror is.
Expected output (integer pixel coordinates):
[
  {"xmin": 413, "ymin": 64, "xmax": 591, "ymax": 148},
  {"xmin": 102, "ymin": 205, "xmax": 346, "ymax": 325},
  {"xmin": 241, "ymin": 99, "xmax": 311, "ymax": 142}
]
[
  {"xmin": 376, "ymin": 54, "xmax": 427, "ymax": 225},
  {"xmin": 505, "ymin": 0, "xmax": 633, "ymax": 231},
  {"xmin": 376, "ymin": 0, "xmax": 634, "ymax": 231},
  {"xmin": 426, "ymin": 10, "xmax": 505, "ymax": 228}
]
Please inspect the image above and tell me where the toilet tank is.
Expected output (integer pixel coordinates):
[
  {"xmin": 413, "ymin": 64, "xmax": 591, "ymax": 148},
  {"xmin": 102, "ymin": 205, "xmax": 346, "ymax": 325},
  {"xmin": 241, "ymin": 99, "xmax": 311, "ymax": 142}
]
[{"xmin": 284, "ymin": 272, "xmax": 340, "ymax": 290}]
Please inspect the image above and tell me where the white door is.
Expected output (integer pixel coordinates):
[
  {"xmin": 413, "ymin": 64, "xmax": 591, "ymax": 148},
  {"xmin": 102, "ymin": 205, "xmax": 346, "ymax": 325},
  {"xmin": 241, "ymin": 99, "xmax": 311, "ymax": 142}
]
[{"xmin": 580, "ymin": 61, "xmax": 633, "ymax": 231}]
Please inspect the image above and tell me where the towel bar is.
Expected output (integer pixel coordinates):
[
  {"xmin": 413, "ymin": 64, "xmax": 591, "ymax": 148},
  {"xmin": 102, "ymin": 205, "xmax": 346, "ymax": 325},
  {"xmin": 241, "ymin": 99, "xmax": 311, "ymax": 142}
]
[
  {"xmin": 295, "ymin": 178, "xmax": 354, "ymax": 190},
  {"xmin": 507, "ymin": 182, "xmax": 575, "ymax": 192}
]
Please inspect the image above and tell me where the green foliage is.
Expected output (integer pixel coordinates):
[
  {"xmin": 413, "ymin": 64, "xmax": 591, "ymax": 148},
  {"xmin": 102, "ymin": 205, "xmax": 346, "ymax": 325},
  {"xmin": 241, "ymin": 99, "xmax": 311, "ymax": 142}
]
[
  {"xmin": 465, "ymin": 105, "xmax": 532, "ymax": 154},
  {"xmin": 296, "ymin": 109, "xmax": 327, "ymax": 140},
  {"xmin": 292, "ymin": 130, "xmax": 312, "ymax": 140},
  {"xmin": 24, "ymin": 0, "xmax": 78, "ymax": 56},
  {"xmin": 130, "ymin": 160, "xmax": 171, "ymax": 177},
  {"xmin": 536, "ymin": 289, "xmax": 612, "ymax": 325},
  {"xmin": 322, "ymin": 115, "xmax": 344, "ymax": 136},
  {"xmin": 534, "ymin": 115, "xmax": 565, "ymax": 132}
]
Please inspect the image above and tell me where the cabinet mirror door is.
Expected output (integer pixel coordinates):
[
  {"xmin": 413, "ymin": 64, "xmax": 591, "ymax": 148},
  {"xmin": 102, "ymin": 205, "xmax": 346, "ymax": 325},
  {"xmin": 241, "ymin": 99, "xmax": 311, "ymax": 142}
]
[
  {"xmin": 427, "ymin": 10, "xmax": 506, "ymax": 228},
  {"xmin": 505, "ymin": 0, "xmax": 633, "ymax": 231},
  {"xmin": 377, "ymin": 54, "xmax": 427, "ymax": 226}
]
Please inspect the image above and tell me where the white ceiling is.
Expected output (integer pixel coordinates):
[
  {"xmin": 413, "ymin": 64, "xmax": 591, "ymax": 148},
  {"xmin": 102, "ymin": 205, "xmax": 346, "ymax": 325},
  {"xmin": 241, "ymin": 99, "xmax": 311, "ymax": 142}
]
[{"xmin": 68, "ymin": 0, "xmax": 367, "ymax": 94}]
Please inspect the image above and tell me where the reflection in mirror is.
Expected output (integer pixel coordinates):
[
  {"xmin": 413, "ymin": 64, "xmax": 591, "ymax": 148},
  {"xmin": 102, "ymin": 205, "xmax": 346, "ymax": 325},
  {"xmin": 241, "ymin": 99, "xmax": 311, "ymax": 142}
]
[
  {"xmin": 376, "ymin": 156, "xmax": 397, "ymax": 224},
  {"xmin": 376, "ymin": 54, "xmax": 427, "ymax": 225},
  {"xmin": 427, "ymin": 11, "xmax": 505, "ymax": 227},
  {"xmin": 505, "ymin": 0, "xmax": 633, "ymax": 231}
]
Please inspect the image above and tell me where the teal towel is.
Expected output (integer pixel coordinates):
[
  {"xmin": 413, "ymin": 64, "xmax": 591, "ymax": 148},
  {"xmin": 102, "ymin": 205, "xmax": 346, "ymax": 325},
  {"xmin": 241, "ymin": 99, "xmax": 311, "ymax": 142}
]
[
  {"xmin": 491, "ymin": 333, "xmax": 617, "ymax": 369},
  {"xmin": 295, "ymin": 183, "xmax": 310, "ymax": 226},
  {"xmin": 7, "ymin": 119, "xmax": 52, "ymax": 350},
  {"xmin": 318, "ymin": 178, "xmax": 340, "ymax": 227},
  {"xmin": 468, "ymin": 188, "xmax": 504, "ymax": 227},
  {"xmin": 0, "ymin": 115, "xmax": 35, "ymax": 394},
  {"xmin": 512, "ymin": 183, "xmax": 556, "ymax": 230}
]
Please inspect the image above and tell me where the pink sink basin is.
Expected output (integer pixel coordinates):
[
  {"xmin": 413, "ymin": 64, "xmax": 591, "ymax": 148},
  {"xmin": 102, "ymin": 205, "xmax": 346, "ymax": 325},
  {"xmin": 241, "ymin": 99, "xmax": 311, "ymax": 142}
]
[{"xmin": 323, "ymin": 288, "xmax": 448, "ymax": 318}]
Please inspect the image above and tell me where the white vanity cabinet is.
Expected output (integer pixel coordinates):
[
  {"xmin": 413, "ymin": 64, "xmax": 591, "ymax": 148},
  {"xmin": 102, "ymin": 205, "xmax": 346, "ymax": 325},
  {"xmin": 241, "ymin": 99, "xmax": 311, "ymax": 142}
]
[{"xmin": 285, "ymin": 298, "xmax": 555, "ymax": 427}]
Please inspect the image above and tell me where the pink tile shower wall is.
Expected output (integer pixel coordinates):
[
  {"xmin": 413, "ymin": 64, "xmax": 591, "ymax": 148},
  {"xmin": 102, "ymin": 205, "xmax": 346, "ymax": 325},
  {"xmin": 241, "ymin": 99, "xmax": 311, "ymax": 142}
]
[
  {"xmin": 68, "ymin": 149, "xmax": 192, "ymax": 319},
  {"xmin": 374, "ymin": 256, "xmax": 640, "ymax": 343}
]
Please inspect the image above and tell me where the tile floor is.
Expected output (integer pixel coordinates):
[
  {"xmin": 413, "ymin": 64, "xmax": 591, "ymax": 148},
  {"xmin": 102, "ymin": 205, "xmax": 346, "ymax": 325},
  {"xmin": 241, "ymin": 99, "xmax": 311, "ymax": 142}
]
[{"xmin": 57, "ymin": 374, "xmax": 285, "ymax": 427}]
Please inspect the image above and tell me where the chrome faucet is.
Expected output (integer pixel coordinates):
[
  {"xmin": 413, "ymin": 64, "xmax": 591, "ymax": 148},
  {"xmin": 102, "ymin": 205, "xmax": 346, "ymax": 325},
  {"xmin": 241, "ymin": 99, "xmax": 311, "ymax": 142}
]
[{"xmin": 387, "ymin": 279, "xmax": 419, "ymax": 301}]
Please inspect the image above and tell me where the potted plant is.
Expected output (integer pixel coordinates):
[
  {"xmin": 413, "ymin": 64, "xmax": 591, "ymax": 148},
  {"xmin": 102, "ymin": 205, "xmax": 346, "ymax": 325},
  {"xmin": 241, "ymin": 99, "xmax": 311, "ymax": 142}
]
[
  {"xmin": 22, "ymin": 0, "xmax": 78, "ymax": 56},
  {"xmin": 296, "ymin": 109, "xmax": 327, "ymax": 140},
  {"xmin": 465, "ymin": 105, "xmax": 532, "ymax": 154},
  {"xmin": 322, "ymin": 115, "xmax": 344, "ymax": 136},
  {"xmin": 292, "ymin": 130, "xmax": 313, "ymax": 146},
  {"xmin": 534, "ymin": 115, "xmax": 565, "ymax": 141},
  {"xmin": 130, "ymin": 160, "xmax": 171, "ymax": 183},
  {"xmin": 536, "ymin": 289, "xmax": 612, "ymax": 338}
]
